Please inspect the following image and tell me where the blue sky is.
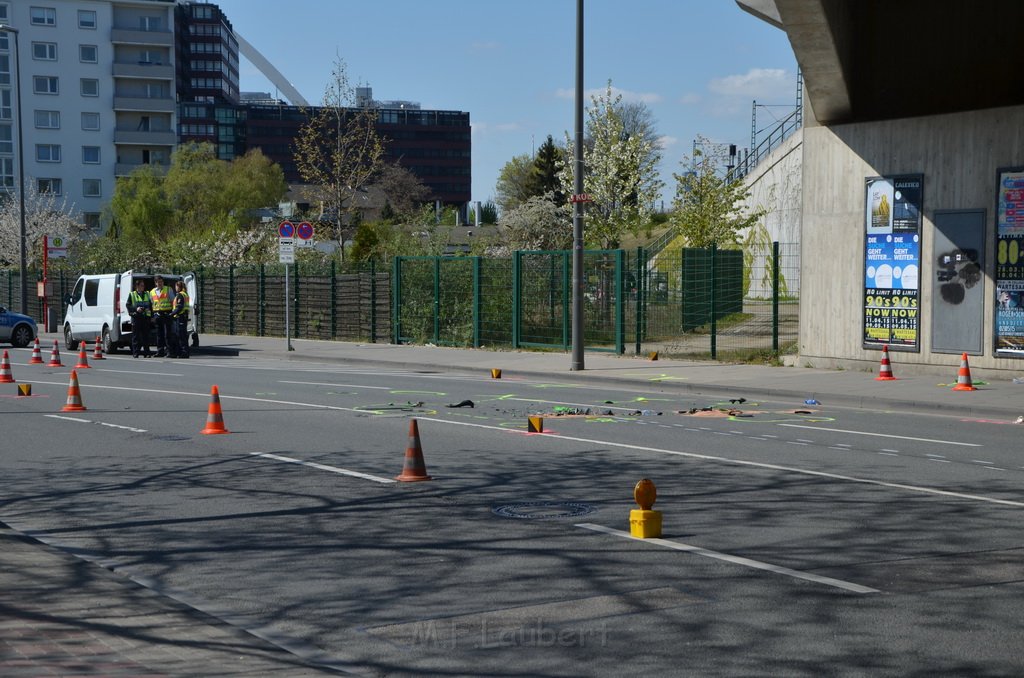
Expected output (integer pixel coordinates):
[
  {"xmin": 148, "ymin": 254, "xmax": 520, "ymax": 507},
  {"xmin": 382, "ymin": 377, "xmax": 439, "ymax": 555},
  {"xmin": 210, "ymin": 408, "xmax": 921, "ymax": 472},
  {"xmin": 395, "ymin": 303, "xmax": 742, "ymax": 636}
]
[{"xmin": 212, "ymin": 0, "xmax": 798, "ymax": 206}]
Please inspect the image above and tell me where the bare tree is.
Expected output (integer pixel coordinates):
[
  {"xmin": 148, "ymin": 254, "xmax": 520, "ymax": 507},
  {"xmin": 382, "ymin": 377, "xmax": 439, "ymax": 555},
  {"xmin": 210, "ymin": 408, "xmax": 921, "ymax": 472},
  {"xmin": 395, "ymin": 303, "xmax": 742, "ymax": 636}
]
[{"xmin": 294, "ymin": 58, "xmax": 386, "ymax": 261}]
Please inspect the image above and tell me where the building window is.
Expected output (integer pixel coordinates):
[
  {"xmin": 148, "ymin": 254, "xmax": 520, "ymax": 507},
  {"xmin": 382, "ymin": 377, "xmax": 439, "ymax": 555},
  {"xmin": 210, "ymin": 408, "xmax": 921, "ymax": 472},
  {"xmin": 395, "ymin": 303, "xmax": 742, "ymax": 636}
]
[
  {"xmin": 33, "ymin": 76, "xmax": 59, "ymax": 95},
  {"xmin": 80, "ymin": 78, "xmax": 98, "ymax": 96},
  {"xmin": 0, "ymin": 32, "xmax": 8, "ymax": 51},
  {"xmin": 0, "ymin": 4, "xmax": 9, "ymax": 23},
  {"xmin": 0, "ymin": 157, "xmax": 11, "ymax": 188},
  {"xmin": 32, "ymin": 42, "xmax": 58, "ymax": 61},
  {"xmin": 78, "ymin": 10, "xmax": 96, "ymax": 29},
  {"xmin": 0, "ymin": 90, "xmax": 10, "ymax": 120},
  {"xmin": 83, "ymin": 179, "xmax": 101, "ymax": 197},
  {"xmin": 38, "ymin": 178, "xmax": 62, "ymax": 195},
  {"xmin": 139, "ymin": 16, "xmax": 162, "ymax": 31},
  {"xmin": 30, "ymin": 7, "xmax": 57, "ymax": 26},
  {"xmin": 0, "ymin": 124, "xmax": 11, "ymax": 153},
  {"xmin": 36, "ymin": 144, "xmax": 61, "ymax": 162},
  {"xmin": 81, "ymin": 112, "xmax": 100, "ymax": 130},
  {"xmin": 82, "ymin": 213, "xmax": 100, "ymax": 230},
  {"xmin": 79, "ymin": 45, "xmax": 97, "ymax": 63},
  {"xmin": 0, "ymin": 54, "xmax": 7, "ymax": 86},
  {"xmin": 34, "ymin": 110, "xmax": 60, "ymax": 129},
  {"xmin": 82, "ymin": 146, "xmax": 100, "ymax": 164}
]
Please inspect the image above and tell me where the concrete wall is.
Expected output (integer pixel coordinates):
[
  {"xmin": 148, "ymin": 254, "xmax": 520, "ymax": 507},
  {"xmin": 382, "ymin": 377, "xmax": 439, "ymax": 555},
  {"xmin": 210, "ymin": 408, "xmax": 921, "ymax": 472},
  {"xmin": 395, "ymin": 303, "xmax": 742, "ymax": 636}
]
[{"xmin": 800, "ymin": 104, "xmax": 1024, "ymax": 373}]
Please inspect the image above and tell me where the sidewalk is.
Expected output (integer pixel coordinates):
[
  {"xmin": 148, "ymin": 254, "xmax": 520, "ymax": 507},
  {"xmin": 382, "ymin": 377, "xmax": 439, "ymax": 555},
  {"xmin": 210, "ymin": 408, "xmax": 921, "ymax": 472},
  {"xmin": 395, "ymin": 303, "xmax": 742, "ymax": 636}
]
[{"xmin": 5, "ymin": 334, "xmax": 1021, "ymax": 676}]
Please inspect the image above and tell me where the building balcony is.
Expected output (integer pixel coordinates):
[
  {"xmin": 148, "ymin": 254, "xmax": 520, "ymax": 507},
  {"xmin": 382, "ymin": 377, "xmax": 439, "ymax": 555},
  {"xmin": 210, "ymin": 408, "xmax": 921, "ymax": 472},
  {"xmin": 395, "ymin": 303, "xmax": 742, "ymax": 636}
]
[
  {"xmin": 115, "ymin": 163, "xmax": 169, "ymax": 177},
  {"xmin": 112, "ymin": 62, "xmax": 174, "ymax": 80},
  {"xmin": 110, "ymin": 28, "xmax": 173, "ymax": 46},
  {"xmin": 113, "ymin": 96, "xmax": 175, "ymax": 113},
  {"xmin": 114, "ymin": 129, "xmax": 176, "ymax": 145}
]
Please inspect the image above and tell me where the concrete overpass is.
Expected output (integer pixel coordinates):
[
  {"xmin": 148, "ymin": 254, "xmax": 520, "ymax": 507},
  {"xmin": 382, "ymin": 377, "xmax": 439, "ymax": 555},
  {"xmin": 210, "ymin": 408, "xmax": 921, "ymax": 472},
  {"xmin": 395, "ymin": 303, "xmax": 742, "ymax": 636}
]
[{"xmin": 738, "ymin": 0, "xmax": 1024, "ymax": 125}]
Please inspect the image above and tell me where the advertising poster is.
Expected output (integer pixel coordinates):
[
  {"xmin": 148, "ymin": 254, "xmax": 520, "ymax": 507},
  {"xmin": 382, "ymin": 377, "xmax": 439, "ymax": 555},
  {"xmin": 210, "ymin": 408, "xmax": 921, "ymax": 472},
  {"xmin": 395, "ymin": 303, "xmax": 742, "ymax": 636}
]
[
  {"xmin": 864, "ymin": 176, "xmax": 922, "ymax": 349},
  {"xmin": 995, "ymin": 168, "xmax": 1024, "ymax": 355}
]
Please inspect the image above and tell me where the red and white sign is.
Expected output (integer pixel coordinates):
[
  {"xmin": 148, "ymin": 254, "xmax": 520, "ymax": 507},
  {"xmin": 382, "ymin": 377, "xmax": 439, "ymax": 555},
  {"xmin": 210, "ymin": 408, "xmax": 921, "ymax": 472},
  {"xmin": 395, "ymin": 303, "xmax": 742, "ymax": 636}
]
[
  {"xmin": 569, "ymin": 194, "xmax": 593, "ymax": 203},
  {"xmin": 278, "ymin": 221, "xmax": 295, "ymax": 238}
]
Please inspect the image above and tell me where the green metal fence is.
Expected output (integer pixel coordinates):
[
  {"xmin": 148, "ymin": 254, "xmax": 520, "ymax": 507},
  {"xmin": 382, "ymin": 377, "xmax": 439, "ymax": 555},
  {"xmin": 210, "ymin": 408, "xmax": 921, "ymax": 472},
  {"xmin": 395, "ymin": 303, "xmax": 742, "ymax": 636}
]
[
  {"xmin": 393, "ymin": 242, "xmax": 799, "ymax": 359},
  {"xmin": 2, "ymin": 242, "xmax": 799, "ymax": 359}
]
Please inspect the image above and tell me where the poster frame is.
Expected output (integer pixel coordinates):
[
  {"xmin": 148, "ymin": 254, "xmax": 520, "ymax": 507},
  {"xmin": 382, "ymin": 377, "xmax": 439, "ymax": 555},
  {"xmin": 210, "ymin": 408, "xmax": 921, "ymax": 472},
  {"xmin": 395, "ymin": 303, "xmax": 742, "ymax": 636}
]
[{"xmin": 994, "ymin": 166, "xmax": 1024, "ymax": 358}]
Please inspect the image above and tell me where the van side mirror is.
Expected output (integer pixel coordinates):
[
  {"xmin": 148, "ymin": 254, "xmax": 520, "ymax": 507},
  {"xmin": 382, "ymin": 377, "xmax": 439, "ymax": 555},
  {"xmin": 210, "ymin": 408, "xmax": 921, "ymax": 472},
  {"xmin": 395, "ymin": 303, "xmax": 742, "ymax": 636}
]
[{"xmin": 64, "ymin": 294, "xmax": 73, "ymax": 306}]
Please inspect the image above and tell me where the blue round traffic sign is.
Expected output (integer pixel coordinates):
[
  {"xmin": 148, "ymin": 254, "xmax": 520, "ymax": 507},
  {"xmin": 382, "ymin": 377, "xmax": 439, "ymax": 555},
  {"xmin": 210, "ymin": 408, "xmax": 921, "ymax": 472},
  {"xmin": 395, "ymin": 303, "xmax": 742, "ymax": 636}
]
[
  {"xmin": 297, "ymin": 221, "xmax": 314, "ymax": 240},
  {"xmin": 279, "ymin": 221, "xmax": 295, "ymax": 238}
]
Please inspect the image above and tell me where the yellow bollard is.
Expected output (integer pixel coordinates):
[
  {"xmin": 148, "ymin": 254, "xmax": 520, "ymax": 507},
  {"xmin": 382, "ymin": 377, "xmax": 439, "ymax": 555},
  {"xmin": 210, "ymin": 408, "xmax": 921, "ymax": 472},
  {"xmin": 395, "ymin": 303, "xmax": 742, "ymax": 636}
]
[
  {"xmin": 528, "ymin": 415, "xmax": 544, "ymax": 433},
  {"xmin": 491, "ymin": 368, "xmax": 502, "ymax": 379},
  {"xmin": 629, "ymin": 478, "xmax": 663, "ymax": 538}
]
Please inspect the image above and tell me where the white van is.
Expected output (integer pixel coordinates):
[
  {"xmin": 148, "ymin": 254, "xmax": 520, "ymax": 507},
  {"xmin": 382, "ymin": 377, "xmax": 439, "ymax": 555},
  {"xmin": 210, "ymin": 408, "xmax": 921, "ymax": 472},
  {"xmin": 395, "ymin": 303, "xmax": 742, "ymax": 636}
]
[{"xmin": 64, "ymin": 271, "xmax": 198, "ymax": 353}]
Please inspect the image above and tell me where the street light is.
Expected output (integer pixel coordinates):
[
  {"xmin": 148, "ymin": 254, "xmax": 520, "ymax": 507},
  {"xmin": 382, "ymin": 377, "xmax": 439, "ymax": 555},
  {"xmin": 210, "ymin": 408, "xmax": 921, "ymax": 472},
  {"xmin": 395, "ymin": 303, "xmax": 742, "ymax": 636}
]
[{"xmin": 0, "ymin": 24, "xmax": 26, "ymax": 314}]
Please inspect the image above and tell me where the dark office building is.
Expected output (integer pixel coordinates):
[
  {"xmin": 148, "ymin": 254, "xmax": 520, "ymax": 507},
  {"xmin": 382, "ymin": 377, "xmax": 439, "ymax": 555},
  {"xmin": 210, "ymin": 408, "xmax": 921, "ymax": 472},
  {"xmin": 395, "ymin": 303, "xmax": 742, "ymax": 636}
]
[{"xmin": 242, "ymin": 103, "xmax": 472, "ymax": 205}]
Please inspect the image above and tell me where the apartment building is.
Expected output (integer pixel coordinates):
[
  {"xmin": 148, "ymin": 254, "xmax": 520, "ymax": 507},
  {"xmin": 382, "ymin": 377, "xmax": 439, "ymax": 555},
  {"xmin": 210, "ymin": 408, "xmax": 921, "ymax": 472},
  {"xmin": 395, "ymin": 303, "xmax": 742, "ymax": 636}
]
[{"xmin": 1, "ymin": 0, "xmax": 176, "ymax": 229}]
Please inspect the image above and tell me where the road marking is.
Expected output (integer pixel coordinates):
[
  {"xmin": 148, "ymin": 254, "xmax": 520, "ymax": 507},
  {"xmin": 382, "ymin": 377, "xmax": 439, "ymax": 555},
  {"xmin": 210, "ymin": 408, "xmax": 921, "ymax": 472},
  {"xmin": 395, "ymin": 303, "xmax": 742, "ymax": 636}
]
[
  {"xmin": 279, "ymin": 380, "xmax": 392, "ymax": 390},
  {"xmin": 788, "ymin": 441, "xmax": 808, "ymax": 446},
  {"xmin": 929, "ymin": 459, "xmax": 951, "ymax": 464},
  {"xmin": 878, "ymin": 452, "xmax": 899, "ymax": 456},
  {"xmin": 45, "ymin": 414, "xmax": 90, "ymax": 424},
  {"xmin": 575, "ymin": 523, "xmax": 879, "ymax": 594},
  {"xmin": 880, "ymin": 448, "xmax": 900, "ymax": 453},
  {"xmin": 971, "ymin": 460, "xmax": 993, "ymax": 464},
  {"xmin": 44, "ymin": 414, "xmax": 146, "ymax": 433},
  {"xmin": 414, "ymin": 416, "xmax": 1024, "ymax": 509},
  {"xmin": 779, "ymin": 424, "xmax": 981, "ymax": 447},
  {"xmin": 251, "ymin": 453, "xmax": 396, "ymax": 484}
]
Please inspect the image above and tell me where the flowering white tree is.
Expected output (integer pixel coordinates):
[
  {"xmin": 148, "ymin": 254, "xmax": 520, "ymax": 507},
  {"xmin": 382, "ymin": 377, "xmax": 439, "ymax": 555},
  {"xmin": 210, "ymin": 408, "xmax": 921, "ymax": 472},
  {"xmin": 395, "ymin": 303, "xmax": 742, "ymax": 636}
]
[
  {"xmin": 559, "ymin": 81, "xmax": 663, "ymax": 249},
  {"xmin": 0, "ymin": 180, "xmax": 83, "ymax": 267}
]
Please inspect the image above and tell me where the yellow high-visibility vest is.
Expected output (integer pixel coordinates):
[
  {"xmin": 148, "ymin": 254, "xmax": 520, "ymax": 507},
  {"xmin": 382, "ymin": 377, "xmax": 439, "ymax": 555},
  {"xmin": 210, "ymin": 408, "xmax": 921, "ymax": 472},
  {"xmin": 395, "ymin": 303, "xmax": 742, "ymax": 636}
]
[{"xmin": 150, "ymin": 285, "xmax": 172, "ymax": 311}]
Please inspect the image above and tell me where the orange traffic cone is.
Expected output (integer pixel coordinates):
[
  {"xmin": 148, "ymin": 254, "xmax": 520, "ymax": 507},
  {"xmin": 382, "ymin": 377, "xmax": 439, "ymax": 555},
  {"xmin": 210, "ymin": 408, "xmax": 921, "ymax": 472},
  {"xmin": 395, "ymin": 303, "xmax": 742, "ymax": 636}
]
[
  {"xmin": 47, "ymin": 340, "xmax": 63, "ymax": 367},
  {"xmin": 200, "ymin": 385, "xmax": 230, "ymax": 434},
  {"xmin": 75, "ymin": 346, "xmax": 91, "ymax": 369},
  {"xmin": 92, "ymin": 336, "xmax": 105, "ymax": 360},
  {"xmin": 952, "ymin": 352, "xmax": 977, "ymax": 391},
  {"xmin": 875, "ymin": 345, "xmax": 896, "ymax": 381},
  {"xmin": 61, "ymin": 369, "xmax": 87, "ymax": 411},
  {"xmin": 396, "ymin": 419, "xmax": 432, "ymax": 481},
  {"xmin": 28, "ymin": 338, "xmax": 43, "ymax": 365},
  {"xmin": 0, "ymin": 350, "xmax": 15, "ymax": 383}
]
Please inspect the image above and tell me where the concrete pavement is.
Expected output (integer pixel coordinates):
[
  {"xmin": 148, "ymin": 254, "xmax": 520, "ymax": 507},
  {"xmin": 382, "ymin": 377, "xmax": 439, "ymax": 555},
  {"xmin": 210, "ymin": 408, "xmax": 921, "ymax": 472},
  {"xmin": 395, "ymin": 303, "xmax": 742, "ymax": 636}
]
[{"xmin": 3, "ymin": 334, "xmax": 1021, "ymax": 676}]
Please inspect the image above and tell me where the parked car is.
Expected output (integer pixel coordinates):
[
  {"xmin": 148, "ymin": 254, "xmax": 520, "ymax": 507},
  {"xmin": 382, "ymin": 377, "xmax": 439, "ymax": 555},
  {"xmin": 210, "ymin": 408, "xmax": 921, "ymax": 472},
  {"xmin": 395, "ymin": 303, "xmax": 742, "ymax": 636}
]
[
  {"xmin": 0, "ymin": 306, "xmax": 37, "ymax": 348},
  {"xmin": 64, "ymin": 271, "xmax": 198, "ymax": 353}
]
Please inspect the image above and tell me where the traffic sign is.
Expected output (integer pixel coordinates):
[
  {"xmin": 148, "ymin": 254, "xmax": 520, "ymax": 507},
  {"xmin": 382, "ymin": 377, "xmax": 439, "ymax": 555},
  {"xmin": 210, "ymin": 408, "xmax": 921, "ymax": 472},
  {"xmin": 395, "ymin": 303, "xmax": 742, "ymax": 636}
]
[
  {"xmin": 278, "ymin": 221, "xmax": 295, "ymax": 238},
  {"xmin": 279, "ymin": 239, "xmax": 295, "ymax": 263},
  {"xmin": 296, "ymin": 221, "xmax": 314, "ymax": 240},
  {"xmin": 569, "ymin": 194, "xmax": 593, "ymax": 203},
  {"xmin": 47, "ymin": 235, "xmax": 67, "ymax": 259}
]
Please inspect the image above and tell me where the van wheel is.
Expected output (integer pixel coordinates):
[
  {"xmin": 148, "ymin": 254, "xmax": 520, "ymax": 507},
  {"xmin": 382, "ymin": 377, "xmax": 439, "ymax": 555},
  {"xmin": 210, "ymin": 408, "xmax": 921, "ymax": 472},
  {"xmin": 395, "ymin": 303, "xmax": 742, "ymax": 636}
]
[
  {"xmin": 102, "ymin": 327, "xmax": 118, "ymax": 354},
  {"xmin": 65, "ymin": 326, "xmax": 79, "ymax": 351}
]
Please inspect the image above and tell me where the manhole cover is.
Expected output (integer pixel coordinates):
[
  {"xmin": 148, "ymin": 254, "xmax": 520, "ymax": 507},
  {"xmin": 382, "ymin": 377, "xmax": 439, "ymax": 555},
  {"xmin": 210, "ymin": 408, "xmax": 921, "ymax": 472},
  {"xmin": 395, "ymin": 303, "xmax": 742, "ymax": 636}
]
[{"xmin": 492, "ymin": 501, "xmax": 598, "ymax": 520}]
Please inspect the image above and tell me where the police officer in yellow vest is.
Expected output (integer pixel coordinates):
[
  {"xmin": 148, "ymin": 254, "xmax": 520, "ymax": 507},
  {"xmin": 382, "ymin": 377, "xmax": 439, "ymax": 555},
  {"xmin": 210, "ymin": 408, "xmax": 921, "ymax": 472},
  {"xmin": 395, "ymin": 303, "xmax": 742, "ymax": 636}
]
[
  {"xmin": 150, "ymin": 275, "xmax": 174, "ymax": 358},
  {"xmin": 127, "ymin": 279, "xmax": 153, "ymax": 358},
  {"xmin": 170, "ymin": 279, "xmax": 190, "ymax": 359}
]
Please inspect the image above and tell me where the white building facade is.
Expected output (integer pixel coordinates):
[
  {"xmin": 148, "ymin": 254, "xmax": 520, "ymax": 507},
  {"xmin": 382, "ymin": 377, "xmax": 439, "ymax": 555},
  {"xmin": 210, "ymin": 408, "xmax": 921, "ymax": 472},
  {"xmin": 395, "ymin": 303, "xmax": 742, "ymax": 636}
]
[{"xmin": 1, "ymin": 0, "xmax": 176, "ymax": 229}]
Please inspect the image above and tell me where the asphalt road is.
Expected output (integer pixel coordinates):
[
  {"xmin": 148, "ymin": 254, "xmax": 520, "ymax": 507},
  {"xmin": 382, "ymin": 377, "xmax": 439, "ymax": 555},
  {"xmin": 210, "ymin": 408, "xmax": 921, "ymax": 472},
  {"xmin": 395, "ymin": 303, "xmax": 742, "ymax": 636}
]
[{"xmin": 3, "ymin": 350, "xmax": 1023, "ymax": 676}]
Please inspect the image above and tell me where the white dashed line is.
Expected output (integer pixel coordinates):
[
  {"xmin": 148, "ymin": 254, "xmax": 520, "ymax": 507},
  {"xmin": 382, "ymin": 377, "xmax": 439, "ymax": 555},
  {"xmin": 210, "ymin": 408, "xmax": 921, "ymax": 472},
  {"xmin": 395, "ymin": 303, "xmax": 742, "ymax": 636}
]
[{"xmin": 251, "ymin": 453, "xmax": 395, "ymax": 484}]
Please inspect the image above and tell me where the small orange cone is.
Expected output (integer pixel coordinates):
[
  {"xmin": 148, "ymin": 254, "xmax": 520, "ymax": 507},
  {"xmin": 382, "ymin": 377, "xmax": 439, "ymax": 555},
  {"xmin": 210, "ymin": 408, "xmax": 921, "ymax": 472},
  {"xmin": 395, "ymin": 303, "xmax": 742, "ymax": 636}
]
[
  {"xmin": 952, "ymin": 352, "xmax": 977, "ymax": 391},
  {"xmin": 875, "ymin": 345, "xmax": 896, "ymax": 381},
  {"xmin": 47, "ymin": 340, "xmax": 63, "ymax": 367},
  {"xmin": 75, "ymin": 346, "xmax": 91, "ymax": 369},
  {"xmin": 92, "ymin": 336, "xmax": 105, "ymax": 360},
  {"xmin": 200, "ymin": 385, "xmax": 230, "ymax": 434},
  {"xmin": 61, "ymin": 370, "xmax": 87, "ymax": 411},
  {"xmin": 28, "ymin": 338, "xmax": 43, "ymax": 365},
  {"xmin": 0, "ymin": 350, "xmax": 15, "ymax": 383},
  {"xmin": 396, "ymin": 419, "xmax": 432, "ymax": 481}
]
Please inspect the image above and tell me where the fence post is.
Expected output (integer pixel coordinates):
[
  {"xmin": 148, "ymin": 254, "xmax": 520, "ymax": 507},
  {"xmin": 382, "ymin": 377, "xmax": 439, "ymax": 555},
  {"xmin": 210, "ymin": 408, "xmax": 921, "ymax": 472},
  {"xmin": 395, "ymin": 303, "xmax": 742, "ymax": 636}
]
[
  {"xmin": 472, "ymin": 256, "xmax": 481, "ymax": 348},
  {"xmin": 369, "ymin": 259, "xmax": 377, "ymax": 343},
  {"xmin": 228, "ymin": 265, "xmax": 235, "ymax": 335},
  {"xmin": 392, "ymin": 257, "xmax": 402, "ymax": 344},
  {"xmin": 772, "ymin": 240, "xmax": 780, "ymax": 354},
  {"xmin": 258, "ymin": 264, "xmax": 265, "ymax": 336},
  {"xmin": 635, "ymin": 246, "xmax": 643, "ymax": 355},
  {"xmin": 710, "ymin": 244, "xmax": 717, "ymax": 359},
  {"xmin": 330, "ymin": 259, "xmax": 337, "ymax": 340},
  {"xmin": 293, "ymin": 261, "xmax": 300, "ymax": 339},
  {"xmin": 616, "ymin": 249, "xmax": 625, "ymax": 354},
  {"xmin": 512, "ymin": 250, "xmax": 521, "ymax": 349},
  {"xmin": 433, "ymin": 257, "xmax": 440, "ymax": 344}
]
